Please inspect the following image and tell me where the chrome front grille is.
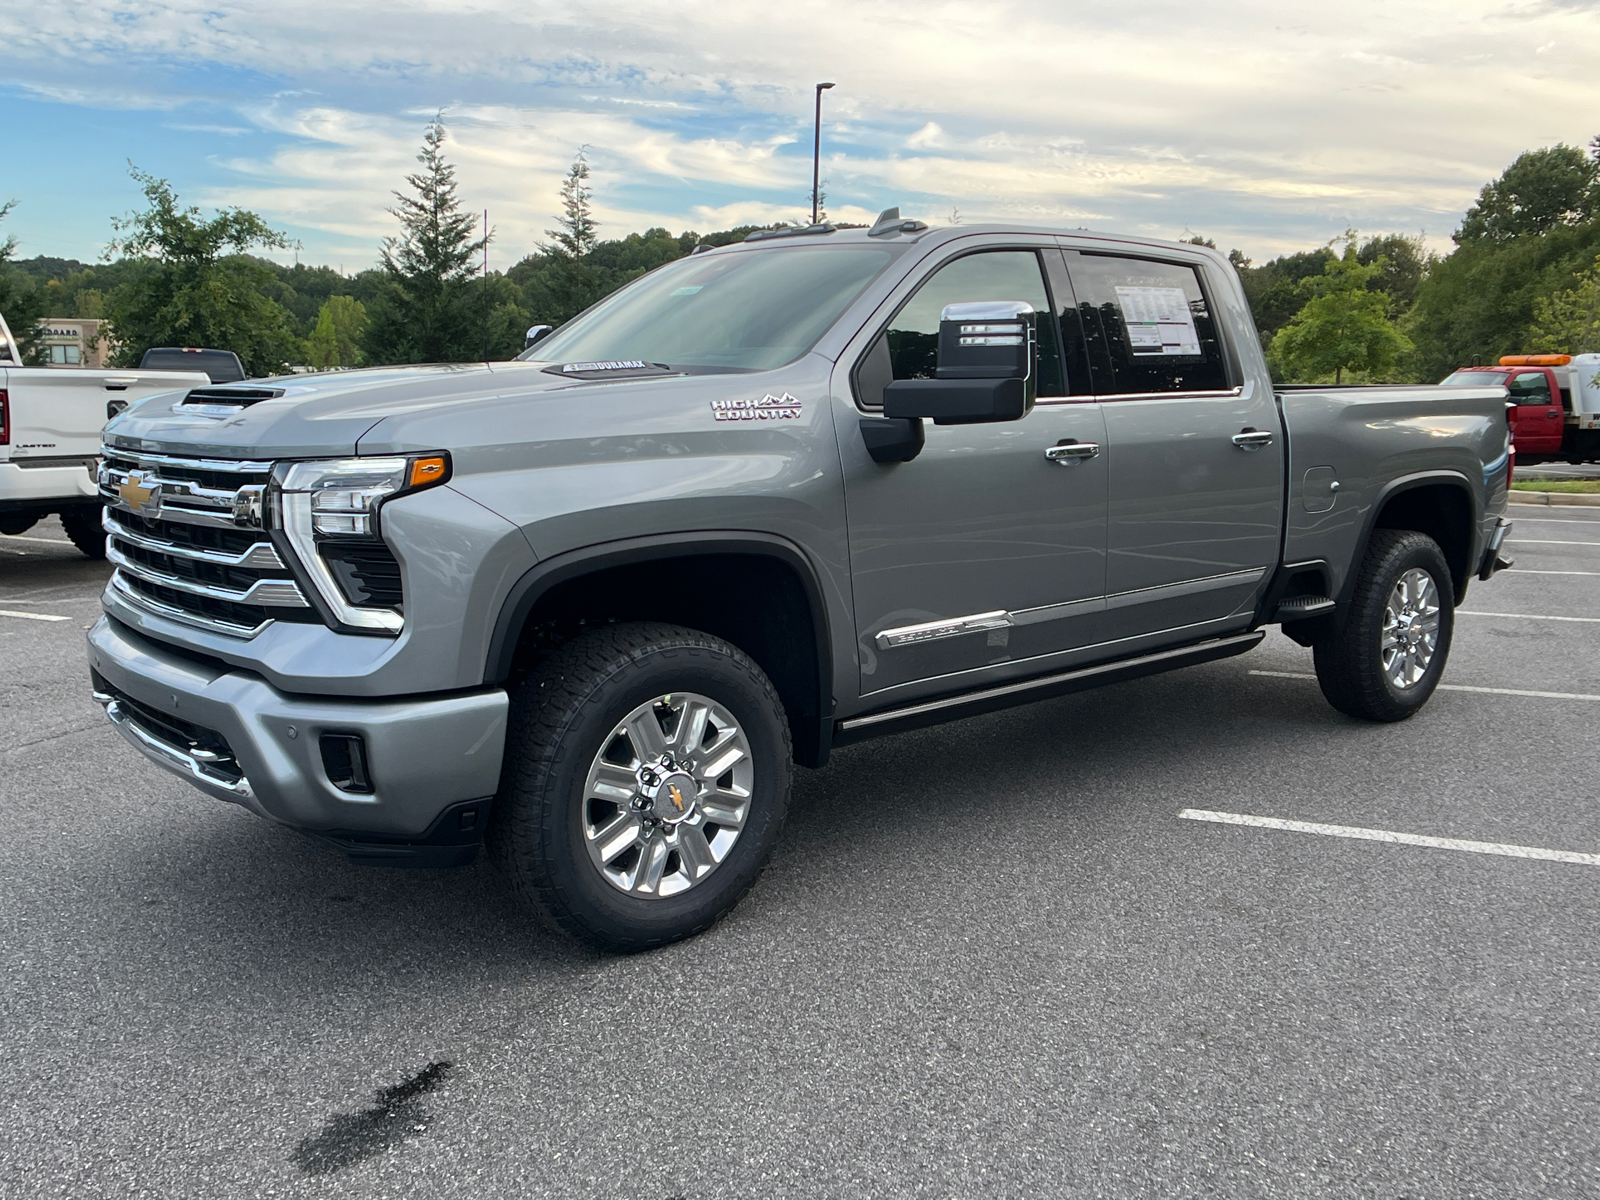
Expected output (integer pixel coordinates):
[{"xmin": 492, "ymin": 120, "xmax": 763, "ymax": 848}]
[{"xmin": 99, "ymin": 444, "xmax": 315, "ymax": 639}]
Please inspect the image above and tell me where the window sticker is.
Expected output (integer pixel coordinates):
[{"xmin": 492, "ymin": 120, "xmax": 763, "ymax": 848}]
[{"xmin": 1114, "ymin": 285, "xmax": 1201, "ymax": 357}]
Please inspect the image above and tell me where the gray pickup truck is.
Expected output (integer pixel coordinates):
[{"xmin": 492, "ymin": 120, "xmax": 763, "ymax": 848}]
[{"xmin": 86, "ymin": 213, "xmax": 1513, "ymax": 949}]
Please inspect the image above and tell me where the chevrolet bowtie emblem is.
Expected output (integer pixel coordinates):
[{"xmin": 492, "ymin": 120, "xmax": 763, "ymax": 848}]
[
  {"xmin": 117, "ymin": 469, "xmax": 159, "ymax": 515},
  {"xmin": 668, "ymin": 784, "xmax": 686, "ymax": 813}
]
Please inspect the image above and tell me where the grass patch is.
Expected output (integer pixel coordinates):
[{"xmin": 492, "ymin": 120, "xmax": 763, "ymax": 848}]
[{"xmin": 1511, "ymin": 479, "xmax": 1600, "ymax": 493}]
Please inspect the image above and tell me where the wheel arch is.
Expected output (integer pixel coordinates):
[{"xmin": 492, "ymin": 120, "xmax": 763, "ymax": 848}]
[
  {"xmin": 1353, "ymin": 472, "xmax": 1478, "ymax": 607},
  {"xmin": 485, "ymin": 532, "xmax": 834, "ymax": 768}
]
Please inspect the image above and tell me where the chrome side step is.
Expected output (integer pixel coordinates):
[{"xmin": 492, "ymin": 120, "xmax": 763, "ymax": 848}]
[{"xmin": 833, "ymin": 631, "xmax": 1265, "ymax": 745}]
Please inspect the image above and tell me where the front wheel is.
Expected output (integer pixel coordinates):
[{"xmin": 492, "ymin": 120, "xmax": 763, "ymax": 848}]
[
  {"xmin": 1313, "ymin": 529, "xmax": 1454, "ymax": 722},
  {"xmin": 489, "ymin": 622, "xmax": 792, "ymax": 951}
]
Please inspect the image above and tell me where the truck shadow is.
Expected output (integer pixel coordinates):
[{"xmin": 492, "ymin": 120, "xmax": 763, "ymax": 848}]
[{"xmin": 94, "ymin": 653, "xmax": 1354, "ymax": 980}]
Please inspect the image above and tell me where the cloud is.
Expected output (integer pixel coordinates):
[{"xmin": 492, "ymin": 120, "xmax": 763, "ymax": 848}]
[{"xmin": 2, "ymin": 0, "xmax": 1598, "ymax": 265}]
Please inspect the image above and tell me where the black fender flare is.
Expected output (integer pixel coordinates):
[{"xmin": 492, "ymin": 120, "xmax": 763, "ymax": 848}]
[
  {"xmin": 482, "ymin": 530, "xmax": 835, "ymax": 766},
  {"xmin": 1339, "ymin": 469, "xmax": 1479, "ymax": 612}
]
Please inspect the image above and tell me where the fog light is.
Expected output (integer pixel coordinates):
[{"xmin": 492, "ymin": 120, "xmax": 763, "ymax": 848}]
[{"xmin": 320, "ymin": 733, "xmax": 373, "ymax": 794}]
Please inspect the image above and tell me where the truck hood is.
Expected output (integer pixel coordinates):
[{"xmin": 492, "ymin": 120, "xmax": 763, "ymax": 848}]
[{"xmin": 103, "ymin": 361, "xmax": 575, "ymax": 459}]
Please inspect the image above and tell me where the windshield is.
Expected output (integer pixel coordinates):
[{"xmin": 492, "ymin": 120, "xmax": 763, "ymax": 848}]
[
  {"xmin": 1440, "ymin": 371, "xmax": 1509, "ymax": 386},
  {"xmin": 522, "ymin": 244, "xmax": 897, "ymax": 373}
]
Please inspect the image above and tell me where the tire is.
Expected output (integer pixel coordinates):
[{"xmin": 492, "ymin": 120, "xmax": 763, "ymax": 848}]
[
  {"xmin": 59, "ymin": 506, "xmax": 107, "ymax": 559},
  {"xmin": 488, "ymin": 622, "xmax": 792, "ymax": 951},
  {"xmin": 1313, "ymin": 529, "xmax": 1454, "ymax": 722}
]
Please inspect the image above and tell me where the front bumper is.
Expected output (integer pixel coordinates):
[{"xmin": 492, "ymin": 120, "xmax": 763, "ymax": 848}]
[{"xmin": 87, "ymin": 616, "xmax": 508, "ymax": 848}]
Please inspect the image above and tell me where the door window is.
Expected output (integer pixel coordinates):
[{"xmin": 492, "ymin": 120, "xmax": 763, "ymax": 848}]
[
  {"xmin": 1508, "ymin": 372, "xmax": 1553, "ymax": 405},
  {"xmin": 1066, "ymin": 254, "xmax": 1229, "ymax": 395},
  {"xmin": 857, "ymin": 250, "xmax": 1066, "ymax": 408}
]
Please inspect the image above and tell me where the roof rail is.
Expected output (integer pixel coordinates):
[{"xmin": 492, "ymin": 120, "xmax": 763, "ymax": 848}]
[{"xmin": 744, "ymin": 223, "xmax": 836, "ymax": 242}]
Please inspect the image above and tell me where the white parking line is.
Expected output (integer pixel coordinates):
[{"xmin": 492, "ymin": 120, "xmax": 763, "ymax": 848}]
[
  {"xmin": 0, "ymin": 535, "xmax": 72, "ymax": 546},
  {"xmin": 0, "ymin": 609, "xmax": 70, "ymax": 622},
  {"xmin": 1509, "ymin": 539, "xmax": 1600, "ymax": 546},
  {"xmin": 1248, "ymin": 669, "xmax": 1600, "ymax": 702},
  {"xmin": 1510, "ymin": 517, "xmax": 1600, "ymax": 525},
  {"xmin": 1508, "ymin": 570, "xmax": 1600, "ymax": 576},
  {"xmin": 1179, "ymin": 809, "xmax": 1600, "ymax": 866},
  {"xmin": 1458, "ymin": 610, "xmax": 1600, "ymax": 623}
]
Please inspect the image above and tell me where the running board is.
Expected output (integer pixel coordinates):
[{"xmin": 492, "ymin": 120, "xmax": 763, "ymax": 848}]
[{"xmin": 833, "ymin": 631, "xmax": 1265, "ymax": 746}]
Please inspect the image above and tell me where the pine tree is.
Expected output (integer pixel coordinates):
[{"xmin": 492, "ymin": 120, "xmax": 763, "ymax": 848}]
[
  {"xmin": 362, "ymin": 114, "xmax": 489, "ymax": 364},
  {"xmin": 546, "ymin": 150, "xmax": 598, "ymax": 259}
]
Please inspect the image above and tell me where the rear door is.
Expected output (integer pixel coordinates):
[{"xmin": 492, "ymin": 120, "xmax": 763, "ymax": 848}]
[
  {"xmin": 1063, "ymin": 248, "xmax": 1281, "ymax": 640},
  {"xmin": 1507, "ymin": 369, "xmax": 1563, "ymax": 454}
]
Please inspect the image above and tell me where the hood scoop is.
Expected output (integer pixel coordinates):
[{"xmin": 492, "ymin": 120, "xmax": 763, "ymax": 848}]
[
  {"xmin": 543, "ymin": 360, "xmax": 678, "ymax": 382},
  {"xmin": 180, "ymin": 386, "xmax": 287, "ymax": 413}
]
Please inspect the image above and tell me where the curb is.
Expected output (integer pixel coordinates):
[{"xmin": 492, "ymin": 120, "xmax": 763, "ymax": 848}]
[{"xmin": 1509, "ymin": 491, "xmax": 1600, "ymax": 507}]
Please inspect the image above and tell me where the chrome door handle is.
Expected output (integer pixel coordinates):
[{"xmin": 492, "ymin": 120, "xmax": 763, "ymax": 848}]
[
  {"xmin": 1045, "ymin": 441, "xmax": 1100, "ymax": 465},
  {"xmin": 1232, "ymin": 429, "xmax": 1274, "ymax": 451}
]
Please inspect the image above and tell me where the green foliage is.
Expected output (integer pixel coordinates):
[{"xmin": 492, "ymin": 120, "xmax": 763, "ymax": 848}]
[
  {"xmin": 546, "ymin": 151, "xmax": 598, "ymax": 258},
  {"xmin": 101, "ymin": 168, "xmax": 301, "ymax": 376},
  {"xmin": 1401, "ymin": 219, "xmax": 1600, "ymax": 377},
  {"xmin": 1526, "ymin": 254, "xmax": 1600, "ymax": 355},
  {"xmin": 362, "ymin": 115, "xmax": 498, "ymax": 365},
  {"xmin": 304, "ymin": 295, "xmax": 368, "ymax": 368},
  {"xmin": 0, "ymin": 201, "xmax": 51, "ymax": 364},
  {"xmin": 1268, "ymin": 238, "xmax": 1412, "ymax": 384},
  {"xmin": 1238, "ymin": 248, "xmax": 1337, "ymax": 343},
  {"xmin": 1457, "ymin": 145, "xmax": 1600, "ymax": 244}
]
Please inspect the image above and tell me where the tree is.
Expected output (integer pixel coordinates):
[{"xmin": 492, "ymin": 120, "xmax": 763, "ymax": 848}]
[
  {"xmin": 1457, "ymin": 144, "xmax": 1599, "ymax": 244},
  {"xmin": 1269, "ymin": 237, "xmax": 1412, "ymax": 383},
  {"xmin": 1526, "ymin": 254, "xmax": 1600, "ymax": 355},
  {"xmin": 547, "ymin": 150, "xmax": 599, "ymax": 258},
  {"xmin": 304, "ymin": 295, "xmax": 368, "ymax": 368},
  {"xmin": 361, "ymin": 114, "xmax": 489, "ymax": 365},
  {"xmin": 0, "ymin": 201, "xmax": 50, "ymax": 364},
  {"xmin": 101, "ymin": 168, "xmax": 301, "ymax": 375}
]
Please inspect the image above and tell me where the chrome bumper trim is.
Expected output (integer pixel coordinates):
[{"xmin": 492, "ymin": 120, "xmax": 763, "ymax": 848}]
[{"xmin": 97, "ymin": 695, "xmax": 254, "ymax": 800}]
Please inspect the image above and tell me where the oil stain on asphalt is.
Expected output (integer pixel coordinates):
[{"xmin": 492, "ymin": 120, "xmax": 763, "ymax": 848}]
[{"xmin": 293, "ymin": 1060, "xmax": 454, "ymax": 1175}]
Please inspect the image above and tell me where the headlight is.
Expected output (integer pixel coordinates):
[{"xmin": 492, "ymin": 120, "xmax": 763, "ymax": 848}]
[{"xmin": 271, "ymin": 452, "xmax": 451, "ymax": 635}]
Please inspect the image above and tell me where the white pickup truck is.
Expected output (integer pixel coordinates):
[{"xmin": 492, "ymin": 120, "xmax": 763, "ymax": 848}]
[{"xmin": 0, "ymin": 312, "xmax": 207, "ymax": 556}]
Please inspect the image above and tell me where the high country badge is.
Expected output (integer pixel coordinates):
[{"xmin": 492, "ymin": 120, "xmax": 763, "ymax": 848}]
[{"xmin": 710, "ymin": 393, "xmax": 803, "ymax": 422}]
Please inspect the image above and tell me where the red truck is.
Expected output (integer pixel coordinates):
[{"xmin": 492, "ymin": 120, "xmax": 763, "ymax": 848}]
[{"xmin": 1442, "ymin": 354, "xmax": 1600, "ymax": 463}]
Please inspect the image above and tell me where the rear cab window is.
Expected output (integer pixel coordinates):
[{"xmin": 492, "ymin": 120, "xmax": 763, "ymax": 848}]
[{"xmin": 1063, "ymin": 252, "xmax": 1229, "ymax": 395}]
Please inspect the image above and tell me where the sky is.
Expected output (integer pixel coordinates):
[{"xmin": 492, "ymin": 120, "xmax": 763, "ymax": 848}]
[{"xmin": 1, "ymin": 0, "xmax": 1598, "ymax": 273}]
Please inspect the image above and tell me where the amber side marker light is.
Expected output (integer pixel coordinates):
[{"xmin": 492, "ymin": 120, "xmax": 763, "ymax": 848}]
[
  {"xmin": 1500, "ymin": 354, "xmax": 1571, "ymax": 366},
  {"xmin": 409, "ymin": 455, "xmax": 448, "ymax": 488}
]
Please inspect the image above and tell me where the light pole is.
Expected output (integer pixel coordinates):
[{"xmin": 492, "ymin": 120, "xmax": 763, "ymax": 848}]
[{"xmin": 812, "ymin": 82, "xmax": 835, "ymax": 226}]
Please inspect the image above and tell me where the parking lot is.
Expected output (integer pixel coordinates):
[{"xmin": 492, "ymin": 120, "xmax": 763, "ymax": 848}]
[{"xmin": 3, "ymin": 503, "xmax": 1599, "ymax": 1199}]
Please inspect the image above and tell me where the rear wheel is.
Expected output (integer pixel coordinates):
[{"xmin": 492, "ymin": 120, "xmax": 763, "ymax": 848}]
[
  {"xmin": 1313, "ymin": 529, "xmax": 1453, "ymax": 722},
  {"xmin": 59, "ymin": 506, "xmax": 107, "ymax": 559},
  {"xmin": 489, "ymin": 622, "xmax": 792, "ymax": 951}
]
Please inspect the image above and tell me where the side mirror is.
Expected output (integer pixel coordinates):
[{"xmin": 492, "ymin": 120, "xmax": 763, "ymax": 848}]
[
  {"xmin": 524, "ymin": 324, "xmax": 553, "ymax": 350},
  {"xmin": 882, "ymin": 301, "xmax": 1037, "ymax": 425}
]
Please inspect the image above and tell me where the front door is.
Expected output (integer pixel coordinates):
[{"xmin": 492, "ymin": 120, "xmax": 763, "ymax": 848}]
[
  {"xmin": 1507, "ymin": 369, "xmax": 1564, "ymax": 455},
  {"xmin": 837, "ymin": 246, "xmax": 1109, "ymax": 700},
  {"xmin": 1064, "ymin": 248, "xmax": 1282, "ymax": 640}
]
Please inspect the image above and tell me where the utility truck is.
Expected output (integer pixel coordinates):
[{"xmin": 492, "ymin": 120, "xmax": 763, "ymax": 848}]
[
  {"xmin": 87, "ymin": 214, "xmax": 1514, "ymax": 949},
  {"xmin": 1442, "ymin": 353, "xmax": 1600, "ymax": 463}
]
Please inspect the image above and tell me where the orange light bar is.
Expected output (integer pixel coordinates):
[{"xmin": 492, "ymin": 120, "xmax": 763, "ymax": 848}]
[
  {"xmin": 409, "ymin": 455, "xmax": 448, "ymax": 488},
  {"xmin": 1499, "ymin": 354, "xmax": 1571, "ymax": 366}
]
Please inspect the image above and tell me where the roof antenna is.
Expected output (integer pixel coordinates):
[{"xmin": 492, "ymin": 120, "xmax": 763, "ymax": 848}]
[{"xmin": 868, "ymin": 206, "xmax": 929, "ymax": 238}]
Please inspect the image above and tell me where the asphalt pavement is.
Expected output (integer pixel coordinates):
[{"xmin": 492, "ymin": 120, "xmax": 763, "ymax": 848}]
[{"xmin": 3, "ymin": 506, "xmax": 1599, "ymax": 1199}]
